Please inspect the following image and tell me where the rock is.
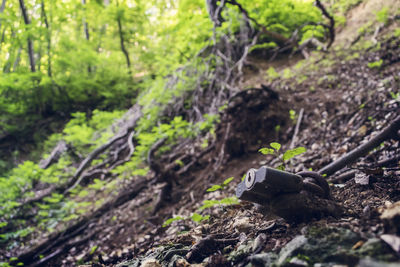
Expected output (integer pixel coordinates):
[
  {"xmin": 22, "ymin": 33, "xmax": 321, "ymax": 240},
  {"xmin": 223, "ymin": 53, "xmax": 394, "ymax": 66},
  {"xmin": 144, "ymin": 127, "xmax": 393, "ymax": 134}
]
[
  {"xmin": 355, "ymin": 172, "xmax": 370, "ymax": 185},
  {"xmin": 173, "ymin": 258, "xmax": 191, "ymax": 267},
  {"xmin": 380, "ymin": 201, "xmax": 400, "ymax": 234},
  {"xmin": 233, "ymin": 217, "xmax": 251, "ymax": 232},
  {"xmin": 252, "ymin": 233, "xmax": 267, "ymax": 253},
  {"xmin": 248, "ymin": 253, "xmax": 278, "ymax": 267},
  {"xmin": 277, "ymin": 235, "xmax": 308, "ymax": 266},
  {"xmin": 380, "ymin": 234, "xmax": 400, "ymax": 254},
  {"xmin": 116, "ymin": 259, "xmax": 141, "ymax": 267},
  {"xmin": 228, "ymin": 241, "xmax": 252, "ymax": 263},
  {"xmin": 358, "ymin": 258, "xmax": 400, "ymax": 267},
  {"xmin": 141, "ymin": 258, "xmax": 161, "ymax": 267},
  {"xmin": 288, "ymin": 257, "xmax": 308, "ymax": 266},
  {"xmin": 357, "ymin": 238, "xmax": 397, "ymax": 262},
  {"xmin": 206, "ymin": 254, "xmax": 230, "ymax": 267}
]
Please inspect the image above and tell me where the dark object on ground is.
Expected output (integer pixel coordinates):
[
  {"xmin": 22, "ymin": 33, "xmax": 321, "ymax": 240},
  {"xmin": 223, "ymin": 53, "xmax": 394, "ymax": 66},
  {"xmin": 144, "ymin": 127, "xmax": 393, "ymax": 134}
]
[
  {"xmin": 236, "ymin": 167, "xmax": 341, "ymax": 222},
  {"xmin": 237, "ymin": 116, "xmax": 400, "ymax": 222}
]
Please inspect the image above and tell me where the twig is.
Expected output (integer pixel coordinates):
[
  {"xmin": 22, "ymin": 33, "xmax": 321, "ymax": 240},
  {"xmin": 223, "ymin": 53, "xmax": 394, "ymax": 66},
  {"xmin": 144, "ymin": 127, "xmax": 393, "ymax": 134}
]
[
  {"xmin": 290, "ymin": 108, "xmax": 304, "ymax": 149},
  {"xmin": 64, "ymin": 105, "xmax": 142, "ymax": 193}
]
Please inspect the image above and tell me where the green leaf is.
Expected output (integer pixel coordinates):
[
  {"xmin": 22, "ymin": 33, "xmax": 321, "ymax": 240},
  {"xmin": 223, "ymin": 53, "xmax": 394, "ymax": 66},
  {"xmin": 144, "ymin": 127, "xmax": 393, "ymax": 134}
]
[
  {"xmin": 191, "ymin": 213, "xmax": 209, "ymax": 223},
  {"xmin": 222, "ymin": 177, "xmax": 234, "ymax": 186},
  {"xmin": 270, "ymin": 142, "xmax": 281, "ymax": 151},
  {"xmin": 206, "ymin": 185, "xmax": 222, "ymax": 192},
  {"xmin": 259, "ymin": 148, "xmax": 275, "ymax": 155},
  {"xmin": 162, "ymin": 216, "xmax": 185, "ymax": 227},
  {"xmin": 90, "ymin": 246, "xmax": 98, "ymax": 255},
  {"xmin": 282, "ymin": 147, "xmax": 306, "ymax": 161}
]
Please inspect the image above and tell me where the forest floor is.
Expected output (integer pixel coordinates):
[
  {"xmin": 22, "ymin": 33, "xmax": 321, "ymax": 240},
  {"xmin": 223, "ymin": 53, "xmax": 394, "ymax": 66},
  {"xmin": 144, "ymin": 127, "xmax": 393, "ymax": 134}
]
[
  {"xmin": 51, "ymin": 11, "xmax": 400, "ymax": 267},
  {"xmin": 4, "ymin": 1, "xmax": 400, "ymax": 267}
]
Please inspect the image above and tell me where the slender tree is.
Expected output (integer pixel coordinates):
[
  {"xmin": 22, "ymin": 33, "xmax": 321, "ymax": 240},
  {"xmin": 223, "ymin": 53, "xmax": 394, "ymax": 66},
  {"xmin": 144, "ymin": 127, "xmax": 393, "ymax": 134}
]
[
  {"xmin": 82, "ymin": 0, "xmax": 90, "ymax": 41},
  {"xmin": 116, "ymin": 1, "xmax": 131, "ymax": 73},
  {"xmin": 81, "ymin": 0, "xmax": 91, "ymax": 73},
  {"xmin": 18, "ymin": 0, "xmax": 36, "ymax": 72},
  {"xmin": 0, "ymin": 0, "xmax": 6, "ymax": 31},
  {"xmin": 0, "ymin": 0, "xmax": 6, "ymax": 49},
  {"xmin": 41, "ymin": 0, "xmax": 52, "ymax": 77}
]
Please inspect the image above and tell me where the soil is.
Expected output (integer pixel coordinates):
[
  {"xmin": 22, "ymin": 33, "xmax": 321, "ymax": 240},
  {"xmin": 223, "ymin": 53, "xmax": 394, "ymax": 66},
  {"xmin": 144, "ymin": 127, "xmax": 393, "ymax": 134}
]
[{"xmin": 52, "ymin": 22, "xmax": 400, "ymax": 267}]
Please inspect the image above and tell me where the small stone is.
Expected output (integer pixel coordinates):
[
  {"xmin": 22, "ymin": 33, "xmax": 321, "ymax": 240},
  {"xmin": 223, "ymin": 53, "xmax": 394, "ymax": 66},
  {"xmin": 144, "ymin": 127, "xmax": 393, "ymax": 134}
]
[
  {"xmin": 380, "ymin": 201, "xmax": 400, "ymax": 234},
  {"xmin": 277, "ymin": 235, "xmax": 308, "ymax": 266},
  {"xmin": 252, "ymin": 233, "xmax": 267, "ymax": 253},
  {"xmin": 355, "ymin": 172, "xmax": 369, "ymax": 185},
  {"xmin": 380, "ymin": 234, "xmax": 400, "ymax": 253},
  {"xmin": 358, "ymin": 258, "xmax": 400, "ymax": 267},
  {"xmin": 141, "ymin": 258, "xmax": 161, "ymax": 267},
  {"xmin": 289, "ymin": 257, "xmax": 308, "ymax": 266},
  {"xmin": 174, "ymin": 258, "xmax": 191, "ymax": 267},
  {"xmin": 233, "ymin": 217, "xmax": 251, "ymax": 232},
  {"xmin": 249, "ymin": 252, "xmax": 277, "ymax": 266}
]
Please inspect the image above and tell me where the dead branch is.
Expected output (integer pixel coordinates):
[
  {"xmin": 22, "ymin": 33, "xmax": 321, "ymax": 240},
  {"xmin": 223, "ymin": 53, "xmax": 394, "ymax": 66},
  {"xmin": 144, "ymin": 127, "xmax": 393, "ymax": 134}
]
[
  {"xmin": 320, "ymin": 116, "xmax": 400, "ymax": 177},
  {"xmin": 65, "ymin": 105, "xmax": 142, "ymax": 193},
  {"xmin": 290, "ymin": 108, "xmax": 304, "ymax": 149},
  {"xmin": 39, "ymin": 140, "xmax": 69, "ymax": 169},
  {"xmin": 315, "ymin": 0, "xmax": 335, "ymax": 49}
]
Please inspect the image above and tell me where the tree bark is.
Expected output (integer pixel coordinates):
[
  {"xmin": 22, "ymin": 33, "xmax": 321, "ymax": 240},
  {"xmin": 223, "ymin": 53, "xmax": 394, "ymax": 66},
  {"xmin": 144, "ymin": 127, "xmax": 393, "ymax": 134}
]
[
  {"xmin": 116, "ymin": 6, "xmax": 131, "ymax": 72},
  {"xmin": 81, "ymin": 0, "xmax": 91, "ymax": 73},
  {"xmin": 82, "ymin": 0, "xmax": 90, "ymax": 41},
  {"xmin": 41, "ymin": 0, "xmax": 52, "ymax": 77},
  {"xmin": 19, "ymin": 0, "xmax": 36, "ymax": 72},
  {"xmin": 0, "ymin": 0, "xmax": 6, "ymax": 32}
]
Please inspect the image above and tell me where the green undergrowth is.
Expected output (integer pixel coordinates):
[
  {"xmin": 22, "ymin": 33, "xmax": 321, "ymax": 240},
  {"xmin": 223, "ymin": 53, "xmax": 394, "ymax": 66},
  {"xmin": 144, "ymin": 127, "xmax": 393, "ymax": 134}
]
[{"xmin": 163, "ymin": 176, "xmax": 239, "ymax": 227}]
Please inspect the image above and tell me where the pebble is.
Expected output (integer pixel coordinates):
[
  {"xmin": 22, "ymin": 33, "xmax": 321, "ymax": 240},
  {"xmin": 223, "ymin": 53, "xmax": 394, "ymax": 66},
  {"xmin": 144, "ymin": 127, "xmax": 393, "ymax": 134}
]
[
  {"xmin": 141, "ymin": 259, "xmax": 161, "ymax": 267},
  {"xmin": 233, "ymin": 217, "xmax": 251, "ymax": 232}
]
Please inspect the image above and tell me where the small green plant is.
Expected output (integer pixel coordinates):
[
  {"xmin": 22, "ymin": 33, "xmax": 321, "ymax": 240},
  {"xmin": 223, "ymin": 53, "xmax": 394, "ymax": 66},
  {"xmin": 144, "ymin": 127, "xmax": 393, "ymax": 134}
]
[
  {"xmin": 198, "ymin": 197, "xmax": 239, "ymax": 210},
  {"xmin": 367, "ymin": 59, "xmax": 383, "ymax": 69},
  {"xmin": 390, "ymin": 92, "xmax": 400, "ymax": 101},
  {"xmin": 395, "ymin": 28, "xmax": 400, "ymax": 38},
  {"xmin": 162, "ymin": 212, "xmax": 210, "ymax": 227},
  {"xmin": 163, "ymin": 176, "xmax": 238, "ymax": 227},
  {"xmin": 206, "ymin": 177, "xmax": 234, "ymax": 192},
  {"xmin": 266, "ymin": 67, "xmax": 280, "ymax": 80},
  {"xmin": 376, "ymin": 7, "xmax": 389, "ymax": 24},
  {"xmin": 289, "ymin": 110, "xmax": 297, "ymax": 122},
  {"xmin": 259, "ymin": 142, "xmax": 306, "ymax": 170},
  {"xmin": 90, "ymin": 246, "xmax": 98, "ymax": 255}
]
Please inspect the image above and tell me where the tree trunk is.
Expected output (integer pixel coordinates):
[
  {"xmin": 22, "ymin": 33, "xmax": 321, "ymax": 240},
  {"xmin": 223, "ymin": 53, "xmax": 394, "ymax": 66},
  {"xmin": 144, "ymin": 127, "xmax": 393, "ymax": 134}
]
[
  {"xmin": 0, "ymin": 0, "xmax": 6, "ymax": 32},
  {"xmin": 116, "ymin": 11, "xmax": 131, "ymax": 72},
  {"xmin": 41, "ymin": 0, "xmax": 52, "ymax": 77},
  {"xmin": 81, "ymin": 0, "xmax": 91, "ymax": 73},
  {"xmin": 19, "ymin": 0, "xmax": 36, "ymax": 72}
]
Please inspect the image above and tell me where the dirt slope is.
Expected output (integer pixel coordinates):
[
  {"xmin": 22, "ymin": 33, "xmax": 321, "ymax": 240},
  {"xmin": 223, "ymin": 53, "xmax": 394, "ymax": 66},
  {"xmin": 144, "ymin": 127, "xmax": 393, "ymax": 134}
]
[{"xmin": 6, "ymin": 1, "xmax": 400, "ymax": 266}]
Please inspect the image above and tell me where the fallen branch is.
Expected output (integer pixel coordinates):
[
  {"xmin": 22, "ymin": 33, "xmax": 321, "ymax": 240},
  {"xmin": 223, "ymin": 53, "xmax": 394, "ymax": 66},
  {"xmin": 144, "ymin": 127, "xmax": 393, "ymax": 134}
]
[
  {"xmin": 319, "ymin": 116, "xmax": 400, "ymax": 176},
  {"xmin": 290, "ymin": 108, "xmax": 304, "ymax": 149},
  {"xmin": 328, "ymin": 153, "xmax": 400, "ymax": 184},
  {"xmin": 65, "ymin": 105, "xmax": 142, "ymax": 193}
]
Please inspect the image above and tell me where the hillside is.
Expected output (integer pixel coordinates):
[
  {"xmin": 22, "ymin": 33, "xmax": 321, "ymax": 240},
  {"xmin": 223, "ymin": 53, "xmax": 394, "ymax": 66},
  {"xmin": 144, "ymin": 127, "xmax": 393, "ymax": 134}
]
[{"xmin": 1, "ymin": 0, "xmax": 400, "ymax": 266}]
